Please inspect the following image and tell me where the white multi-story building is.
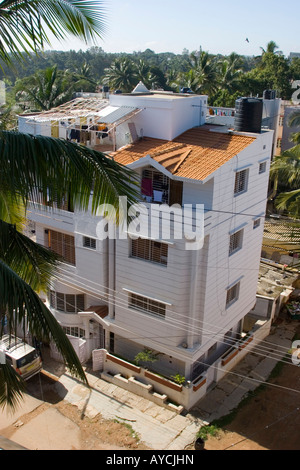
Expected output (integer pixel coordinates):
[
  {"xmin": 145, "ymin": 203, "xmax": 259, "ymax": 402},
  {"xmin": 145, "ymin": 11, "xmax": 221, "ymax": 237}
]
[{"xmin": 20, "ymin": 87, "xmax": 274, "ymax": 410}]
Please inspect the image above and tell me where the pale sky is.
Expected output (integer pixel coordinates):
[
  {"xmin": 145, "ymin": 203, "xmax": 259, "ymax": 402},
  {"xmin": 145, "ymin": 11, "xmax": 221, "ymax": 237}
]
[{"xmin": 47, "ymin": 0, "xmax": 298, "ymax": 58}]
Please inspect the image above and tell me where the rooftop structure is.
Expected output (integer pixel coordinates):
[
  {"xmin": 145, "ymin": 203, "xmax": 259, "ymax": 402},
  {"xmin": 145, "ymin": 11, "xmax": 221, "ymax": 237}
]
[{"xmin": 112, "ymin": 126, "xmax": 256, "ymax": 181}]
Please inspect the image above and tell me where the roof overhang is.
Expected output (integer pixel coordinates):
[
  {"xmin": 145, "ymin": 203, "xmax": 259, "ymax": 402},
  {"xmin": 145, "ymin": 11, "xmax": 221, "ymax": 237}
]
[{"xmin": 127, "ymin": 155, "xmax": 206, "ymax": 184}]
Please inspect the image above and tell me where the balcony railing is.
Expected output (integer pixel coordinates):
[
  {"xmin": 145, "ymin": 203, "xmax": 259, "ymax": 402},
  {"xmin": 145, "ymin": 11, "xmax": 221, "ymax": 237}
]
[{"xmin": 207, "ymin": 106, "xmax": 236, "ymax": 117}]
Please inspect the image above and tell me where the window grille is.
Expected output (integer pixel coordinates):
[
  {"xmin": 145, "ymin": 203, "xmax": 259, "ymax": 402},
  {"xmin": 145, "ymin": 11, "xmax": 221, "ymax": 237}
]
[
  {"xmin": 229, "ymin": 230, "xmax": 243, "ymax": 255},
  {"xmin": 129, "ymin": 293, "xmax": 166, "ymax": 318},
  {"xmin": 83, "ymin": 236, "xmax": 96, "ymax": 249},
  {"xmin": 253, "ymin": 218, "xmax": 261, "ymax": 229},
  {"xmin": 259, "ymin": 162, "xmax": 267, "ymax": 174},
  {"xmin": 47, "ymin": 230, "xmax": 76, "ymax": 265},
  {"xmin": 234, "ymin": 169, "xmax": 248, "ymax": 195},
  {"xmin": 226, "ymin": 282, "xmax": 240, "ymax": 308},
  {"xmin": 131, "ymin": 238, "xmax": 168, "ymax": 265},
  {"xmin": 63, "ymin": 326, "xmax": 85, "ymax": 338},
  {"xmin": 141, "ymin": 167, "xmax": 170, "ymax": 204},
  {"xmin": 50, "ymin": 290, "xmax": 84, "ymax": 313}
]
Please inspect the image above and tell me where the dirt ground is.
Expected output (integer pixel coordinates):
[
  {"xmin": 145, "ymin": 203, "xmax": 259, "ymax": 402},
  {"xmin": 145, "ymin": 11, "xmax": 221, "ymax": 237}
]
[
  {"xmin": 0, "ymin": 374, "xmax": 150, "ymax": 451},
  {"xmin": 1, "ymin": 395, "xmax": 150, "ymax": 451},
  {"xmin": 2, "ymin": 322, "xmax": 300, "ymax": 451},
  {"xmin": 202, "ymin": 324, "xmax": 300, "ymax": 451}
]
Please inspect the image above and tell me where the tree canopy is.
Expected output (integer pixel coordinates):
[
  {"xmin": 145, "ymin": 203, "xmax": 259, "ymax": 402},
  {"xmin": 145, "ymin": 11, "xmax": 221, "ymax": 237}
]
[{"xmin": 2, "ymin": 40, "xmax": 298, "ymax": 112}]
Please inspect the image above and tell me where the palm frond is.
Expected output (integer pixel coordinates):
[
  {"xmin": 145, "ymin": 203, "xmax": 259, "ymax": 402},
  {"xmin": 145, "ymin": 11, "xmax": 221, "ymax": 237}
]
[
  {"xmin": 275, "ymin": 189, "xmax": 300, "ymax": 217},
  {"xmin": 0, "ymin": 131, "xmax": 140, "ymax": 217},
  {"xmin": 0, "ymin": 219, "xmax": 60, "ymax": 291},
  {"xmin": 0, "ymin": 0, "xmax": 107, "ymax": 64},
  {"xmin": 0, "ymin": 363, "xmax": 26, "ymax": 411},
  {"xmin": 0, "ymin": 189, "xmax": 25, "ymax": 229},
  {"xmin": 0, "ymin": 259, "xmax": 87, "ymax": 384},
  {"xmin": 288, "ymin": 110, "xmax": 300, "ymax": 128}
]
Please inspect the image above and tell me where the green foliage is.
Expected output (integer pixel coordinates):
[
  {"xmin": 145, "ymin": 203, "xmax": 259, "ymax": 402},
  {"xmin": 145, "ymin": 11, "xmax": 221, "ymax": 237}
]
[
  {"xmin": 13, "ymin": 64, "xmax": 97, "ymax": 112},
  {"xmin": 170, "ymin": 373, "xmax": 186, "ymax": 385},
  {"xmin": 1, "ymin": 40, "xmax": 299, "ymax": 105},
  {"xmin": 134, "ymin": 349, "xmax": 159, "ymax": 365},
  {"xmin": 196, "ymin": 425, "xmax": 220, "ymax": 441},
  {"xmin": 270, "ymin": 145, "xmax": 300, "ymax": 218}
]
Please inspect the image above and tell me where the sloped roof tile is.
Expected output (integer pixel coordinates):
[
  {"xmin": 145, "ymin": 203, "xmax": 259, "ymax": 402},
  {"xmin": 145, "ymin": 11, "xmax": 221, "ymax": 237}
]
[{"xmin": 112, "ymin": 126, "xmax": 256, "ymax": 181}]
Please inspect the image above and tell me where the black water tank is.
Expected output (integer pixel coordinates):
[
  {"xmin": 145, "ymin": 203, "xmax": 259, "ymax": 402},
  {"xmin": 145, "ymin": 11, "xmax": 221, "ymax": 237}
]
[{"xmin": 234, "ymin": 97, "xmax": 263, "ymax": 134}]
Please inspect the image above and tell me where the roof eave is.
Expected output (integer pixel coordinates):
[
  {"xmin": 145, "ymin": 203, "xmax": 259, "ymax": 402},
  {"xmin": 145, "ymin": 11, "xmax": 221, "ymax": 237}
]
[{"xmin": 127, "ymin": 156, "xmax": 206, "ymax": 184}]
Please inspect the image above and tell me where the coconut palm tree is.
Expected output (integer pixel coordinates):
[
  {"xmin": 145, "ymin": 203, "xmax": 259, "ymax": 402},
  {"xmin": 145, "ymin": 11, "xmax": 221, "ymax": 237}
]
[
  {"xmin": 135, "ymin": 59, "xmax": 151, "ymax": 88},
  {"xmin": 216, "ymin": 53, "xmax": 243, "ymax": 94},
  {"xmin": 184, "ymin": 50, "xmax": 219, "ymax": 96},
  {"xmin": 260, "ymin": 41, "xmax": 282, "ymax": 56},
  {"xmin": 102, "ymin": 58, "xmax": 138, "ymax": 93},
  {"xmin": 14, "ymin": 65, "xmax": 73, "ymax": 111},
  {"xmin": 270, "ymin": 145, "xmax": 300, "ymax": 218},
  {"xmin": 0, "ymin": 0, "xmax": 107, "ymax": 65},
  {"xmin": 0, "ymin": 0, "xmax": 140, "ymax": 410}
]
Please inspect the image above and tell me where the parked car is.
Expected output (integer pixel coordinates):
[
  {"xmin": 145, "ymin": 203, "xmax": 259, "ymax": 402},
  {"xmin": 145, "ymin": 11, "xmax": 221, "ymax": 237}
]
[{"xmin": 0, "ymin": 335, "xmax": 42, "ymax": 380}]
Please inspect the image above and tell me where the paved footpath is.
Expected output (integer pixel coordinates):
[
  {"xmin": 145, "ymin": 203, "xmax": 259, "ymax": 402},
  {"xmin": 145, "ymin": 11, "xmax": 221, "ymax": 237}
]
[
  {"xmin": 1, "ymin": 318, "xmax": 296, "ymax": 450},
  {"xmin": 56, "ymin": 373, "xmax": 203, "ymax": 450},
  {"xmin": 191, "ymin": 319, "xmax": 297, "ymax": 422},
  {"xmin": 54, "ymin": 318, "xmax": 297, "ymax": 450}
]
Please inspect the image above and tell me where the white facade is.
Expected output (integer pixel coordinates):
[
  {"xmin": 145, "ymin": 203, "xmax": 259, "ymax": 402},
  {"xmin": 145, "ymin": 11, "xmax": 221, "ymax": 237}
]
[
  {"xmin": 23, "ymin": 90, "xmax": 274, "ymax": 406},
  {"xmin": 111, "ymin": 129, "xmax": 273, "ymax": 380}
]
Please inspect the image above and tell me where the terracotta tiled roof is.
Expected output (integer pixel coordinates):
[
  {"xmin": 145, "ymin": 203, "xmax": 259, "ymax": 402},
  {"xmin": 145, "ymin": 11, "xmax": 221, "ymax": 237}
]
[{"xmin": 112, "ymin": 126, "xmax": 256, "ymax": 181}]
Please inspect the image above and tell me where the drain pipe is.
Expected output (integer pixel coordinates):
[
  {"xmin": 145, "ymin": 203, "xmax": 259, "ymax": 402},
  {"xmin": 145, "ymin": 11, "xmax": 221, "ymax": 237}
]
[
  {"xmin": 108, "ymin": 235, "xmax": 116, "ymax": 320},
  {"xmin": 187, "ymin": 247, "xmax": 200, "ymax": 349}
]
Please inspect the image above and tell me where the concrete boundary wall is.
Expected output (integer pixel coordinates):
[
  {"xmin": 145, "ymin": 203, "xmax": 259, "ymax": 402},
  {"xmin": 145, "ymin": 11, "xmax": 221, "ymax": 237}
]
[{"xmin": 92, "ymin": 318, "xmax": 271, "ymax": 411}]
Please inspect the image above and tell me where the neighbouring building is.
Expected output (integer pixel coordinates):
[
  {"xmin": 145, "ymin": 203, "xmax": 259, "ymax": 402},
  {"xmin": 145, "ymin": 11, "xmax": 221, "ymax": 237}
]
[
  {"xmin": 275, "ymin": 100, "xmax": 300, "ymax": 156},
  {"xmin": 21, "ymin": 85, "xmax": 279, "ymax": 410}
]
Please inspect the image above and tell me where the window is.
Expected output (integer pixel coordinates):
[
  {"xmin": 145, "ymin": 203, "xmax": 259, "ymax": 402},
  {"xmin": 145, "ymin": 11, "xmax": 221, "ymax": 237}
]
[
  {"xmin": 234, "ymin": 169, "xmax": 249, "ymax": 195},
  {"xmin": 253, "ymin": 218, "xmax": 261, "ymax": 229},
  {"xmin": 50, "ymin": 291, "xmax": 85, "ymax": 313},
  {"xmin": 83, "ymin": 236, "xmax": 96, "ymax": 249},
  {"xmin": 226, "ymin": 282, "xmax": 240, "ymax": 308},
  {"xmin": 129, "ymin": 293, "xmax": 166, "ymax": 318},
  {"xmin": 131, "ymin": 238, "xmax": 168, "ymax": 265},
  {"xmin": 46, "ymin": 229, "xmax": 75, "ymax": 265},
  {"xmin": 229, "ymin": 229, "xmax": 243, "ymax": 256},
  {"xmin": 277, "ymin": 138, "xmax": 282, "ymax": 149},
  {"xmin": 63, "ymin": 326, "xmax": 85, "ymax": 338},
  {"xmin": 109, "ymin": 332, "xmax": 115, "ymax": 353},
  {"xmin": 141, "ymin": 167, "xmax": 170, "ymax": 204},
  {"xmin": 259, "ymin": 162, "xmax": 267, "ymax": 174}
]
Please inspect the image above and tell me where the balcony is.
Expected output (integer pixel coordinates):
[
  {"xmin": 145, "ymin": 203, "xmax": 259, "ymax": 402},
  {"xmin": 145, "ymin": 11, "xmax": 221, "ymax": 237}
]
[{"xmin": 27, "ymin": 202, "xmax": 75, "ymax": 232}]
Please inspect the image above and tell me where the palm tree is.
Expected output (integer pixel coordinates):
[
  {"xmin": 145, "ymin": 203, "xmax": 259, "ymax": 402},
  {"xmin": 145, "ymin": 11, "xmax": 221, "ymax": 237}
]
[
  {"xmin": 14, "ymin": 65, "xmax": 72, "ymax": 111},
  {"xmin": 216, "ymin": 53, "xmax": 243, "ymax": 94},
  {"xmin": 0, "ymin": 1, "xmax": 139, "ymax": 410},
  {"xmin": 0, "ymin": 0, "xmax": 107, "ymax": 65},
  {"xmin": 260, "ymin": 41, "xmax": 282, "ymax": 56},
  {"xmin": 135, "ymin": 59, "xmax": 151, "ymax": 88},
  {"xmin": 75, "ymin": 61, "xmax": 98, "ymax": 87},
  {"xmin": 184, "ymin": 50, "xmax": 218, "ymax": 96},
  {"xmin": 102, "ymin": 58, "xmax": 138, "ymax": 93},
  {"xmin": 270, "ymin": 145, "xmax": 300, "ymax": 218}
]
